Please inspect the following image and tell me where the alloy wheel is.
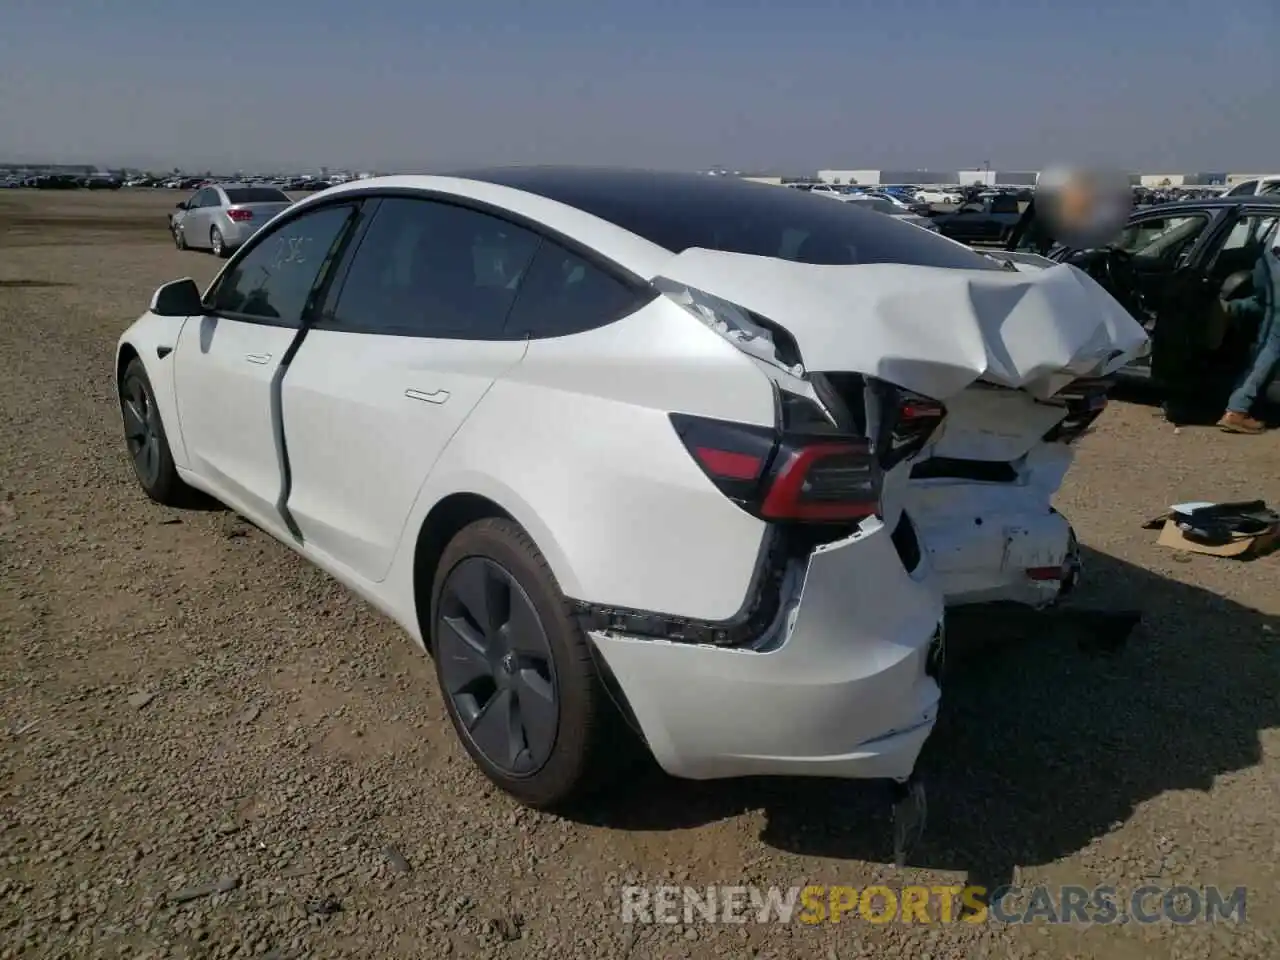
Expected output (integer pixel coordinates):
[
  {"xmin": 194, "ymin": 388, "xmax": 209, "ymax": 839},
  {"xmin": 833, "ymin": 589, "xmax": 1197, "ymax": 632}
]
[
  {"xmin": 210, "ymin": 228, "xmax": 223, "ymax": 257},
  {"xmin": 121, "ymin": 375, "xmax": 161, "ymax": 488},
  {"xmin": 436, "ymin": 557, "xmax": 559, "ymax": 776}
]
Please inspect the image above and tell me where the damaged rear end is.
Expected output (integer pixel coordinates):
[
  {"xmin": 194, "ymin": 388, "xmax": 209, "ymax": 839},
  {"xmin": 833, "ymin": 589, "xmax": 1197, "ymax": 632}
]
[
  {"xmin": 647, "ymin": 250, "xmax": 1146, "ymax": 612},
  {"xmin": 906, "ymin": 376, "xmax": 1111, "ymax": 607},
  {"xmin": 585, "ymin": 248, "xmax": 1144, "ymax": 793}
]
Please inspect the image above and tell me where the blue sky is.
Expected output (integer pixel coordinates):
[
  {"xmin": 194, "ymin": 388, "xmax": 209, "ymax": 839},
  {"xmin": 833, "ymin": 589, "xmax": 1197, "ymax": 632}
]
[{"xmin": 1, "ymin": 0, "xmax": 1276, "ymax": 173}]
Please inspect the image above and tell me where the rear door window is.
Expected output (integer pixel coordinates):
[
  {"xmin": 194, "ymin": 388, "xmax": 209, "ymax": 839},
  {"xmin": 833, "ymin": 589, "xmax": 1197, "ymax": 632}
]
[{"xmin": 326, "ymin": 198, "xmax": 541, "ymax": 338}]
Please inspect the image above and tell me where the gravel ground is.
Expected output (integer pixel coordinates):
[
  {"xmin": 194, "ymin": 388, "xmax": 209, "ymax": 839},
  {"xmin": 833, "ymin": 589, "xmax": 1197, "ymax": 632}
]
[{"xmin": 1, "ymin": 189, "xmax": 1278, "ymax": 959}]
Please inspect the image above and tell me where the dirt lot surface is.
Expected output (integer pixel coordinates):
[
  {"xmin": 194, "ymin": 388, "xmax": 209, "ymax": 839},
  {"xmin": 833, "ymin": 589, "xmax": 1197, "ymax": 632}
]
[{"xmin": 1, "ymin": 189, "xmax": 1278, "ymax": 959}]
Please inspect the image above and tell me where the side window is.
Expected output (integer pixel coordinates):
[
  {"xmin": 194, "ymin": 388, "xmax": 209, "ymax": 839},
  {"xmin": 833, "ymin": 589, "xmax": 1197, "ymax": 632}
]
[
  {"xmin": 504, "ymin": 241, "xmax": 649, "ymax": 338},
  {"xmin": 210, "ymin": 204, "xmax": 354, "ymax": 326},
  {"xmin": 1225, "ymin": 181, "xmax": 1257, "ymax": 197},
  {"xmin": 328, "ymin": 198, "xmax": 540, "ymax": 338},
  {"xmin": 1209, "ymin": 214, "xmax": 1280, "ymax": 275},
  {"xmin": 190, "ymin": 189, "xmax": 210, "ymax": 208},
  {"xmin": 1114, "ymin": 215, "xmax": 1208, "ymax": 263},
  {"xmin": 990, "ymin": 196, "xmax": 1020, "ymax": 215}
]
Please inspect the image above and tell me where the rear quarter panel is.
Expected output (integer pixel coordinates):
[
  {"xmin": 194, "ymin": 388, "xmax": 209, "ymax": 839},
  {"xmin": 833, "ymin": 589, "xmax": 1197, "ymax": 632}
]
[{"xmin": 380, "ymin": 298, "xmax": 780, "ymax": 630}]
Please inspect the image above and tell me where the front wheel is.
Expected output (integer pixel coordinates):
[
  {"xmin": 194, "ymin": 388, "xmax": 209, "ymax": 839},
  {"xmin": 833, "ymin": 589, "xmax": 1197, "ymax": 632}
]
[
  {"xmin": 119, "ymin": 357, "xmax": 192, "ymax": 506},
  {"xmin": 430, "ymin": 518, "xmax": 631, "ymax": 809}
]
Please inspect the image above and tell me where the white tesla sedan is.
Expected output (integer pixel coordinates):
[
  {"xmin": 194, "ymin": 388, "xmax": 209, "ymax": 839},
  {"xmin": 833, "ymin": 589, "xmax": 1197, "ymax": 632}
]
[{"xmin": 116, "ymin": 169, "xmax": 1145, "ymax": 809}]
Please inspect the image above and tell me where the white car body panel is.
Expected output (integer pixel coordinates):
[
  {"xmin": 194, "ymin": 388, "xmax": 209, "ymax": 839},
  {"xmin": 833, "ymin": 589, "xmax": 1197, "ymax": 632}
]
[
  {"xmin": 906, "ymin": 443, "xmax": 1077, "ymax": 607},
  {"xmin": 380, "ymin": 297, "xmax": 780, "ymax": 625},
  {"xmin": 592, "ymin": 518, "xmax": 942, "ymax": 780},
  {"xmin": 118, "ymin": 309, "xmax": 191, "ymax": 470},
  {"xmin": 280, "ymin": 330, "xmax": 530, "ymax": 583},
  {"xmin": 172, "ymin": 315, "xmax": 297, "ymax": 525},
  {"xmin": 927, "ymin": 387, "xmax": 1070, "ymax": 462}
]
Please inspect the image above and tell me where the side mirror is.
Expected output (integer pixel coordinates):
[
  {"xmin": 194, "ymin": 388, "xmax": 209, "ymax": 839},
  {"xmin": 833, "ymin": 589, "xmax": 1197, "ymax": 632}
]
[
  {"xmin": 150, "ymin": 278, "xmax": 204, "ymax": 318},
  {"xmin": 175, "ymin": 201, "xmax": 187, "ymax": 210}
]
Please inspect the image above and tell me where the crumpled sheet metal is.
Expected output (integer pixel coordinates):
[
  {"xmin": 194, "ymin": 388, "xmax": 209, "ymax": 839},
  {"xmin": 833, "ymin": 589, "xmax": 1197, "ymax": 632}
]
[{"xmin": 654, "ymin": 249, "xmax": 1149, "ymax": 401}]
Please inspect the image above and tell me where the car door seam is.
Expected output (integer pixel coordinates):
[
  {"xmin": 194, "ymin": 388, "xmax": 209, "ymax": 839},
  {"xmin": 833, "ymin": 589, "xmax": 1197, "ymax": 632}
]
[{"xmin": 273, "ymin": 203, "xmax": 367, "ymax": 540}]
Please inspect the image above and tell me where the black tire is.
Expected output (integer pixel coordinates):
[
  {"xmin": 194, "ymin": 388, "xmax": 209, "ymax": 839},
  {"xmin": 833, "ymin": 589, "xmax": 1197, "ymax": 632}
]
[
  {"xmin": 210, "ymin": 226, "xmax": 226, "ymax": 258},
  {"xmin": 430, "ymin": 518, "xmax": 630, "ymax": 809},
  {"xmin": 119, "ymin": 356, "xmax": 192, "ymax": 507}
]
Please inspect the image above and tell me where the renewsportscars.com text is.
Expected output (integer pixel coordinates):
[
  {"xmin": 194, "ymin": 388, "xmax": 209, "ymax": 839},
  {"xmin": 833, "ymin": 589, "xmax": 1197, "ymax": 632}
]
[{"xmin": 620, "ymin": 884, "xmax": 1247, "ymax": 926}]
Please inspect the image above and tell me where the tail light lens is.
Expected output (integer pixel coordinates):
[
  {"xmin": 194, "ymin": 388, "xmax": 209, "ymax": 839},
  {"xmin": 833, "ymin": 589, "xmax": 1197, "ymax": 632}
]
[
  {"xmin": 1044, "ymin": 377, "xmax": 1111, "ymax": 444},
  {"xmin": 226, "ymin": 208, "xmax": 253, "ymax": 222},
  {"xmin": 873, "ymin": 383, "xmax": 948, "ymax": 470},
  {"xmin": 669, "ymin": 413, "xmax": 882, "ymax": 523},
  {"xmin": 760, "ymin": 440, "xmax": 880, "ymax": 521}
]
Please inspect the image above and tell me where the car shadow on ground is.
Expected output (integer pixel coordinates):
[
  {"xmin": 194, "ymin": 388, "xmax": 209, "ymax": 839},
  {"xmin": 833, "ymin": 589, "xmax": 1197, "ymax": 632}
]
[{"xmin": 574, "ymin": 547, "xmax": 1279, "ymax": 893}]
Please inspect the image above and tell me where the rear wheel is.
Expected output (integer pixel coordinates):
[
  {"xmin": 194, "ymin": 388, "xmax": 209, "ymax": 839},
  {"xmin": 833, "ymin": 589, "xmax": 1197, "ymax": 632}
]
[
  {"xmin": 119, "ymin": 357, "xmax": 192, "ymax": 506},
  {"xmin": 210, "ymin": 226, "xmax": 226, "ymax": 258},
  {"xmin": 430, "ymin": 518, "xmax": 628, "ymax": 809}
]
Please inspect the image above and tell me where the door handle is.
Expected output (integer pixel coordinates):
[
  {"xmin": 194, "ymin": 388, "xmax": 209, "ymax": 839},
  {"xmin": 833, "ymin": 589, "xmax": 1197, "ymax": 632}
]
[
  {"xmin": 244, "ymin": 353, "xmax": 271, "ymax": 365},
  {"xmin": 405, "ymin": 388, "xmax": 450, "ymax": 405}
]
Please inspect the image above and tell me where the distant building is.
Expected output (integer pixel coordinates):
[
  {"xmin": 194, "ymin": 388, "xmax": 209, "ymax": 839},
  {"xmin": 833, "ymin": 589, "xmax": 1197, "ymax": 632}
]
[{"xmin": 817, "ymin": 169, "xmax": 882, "ymax": 185}]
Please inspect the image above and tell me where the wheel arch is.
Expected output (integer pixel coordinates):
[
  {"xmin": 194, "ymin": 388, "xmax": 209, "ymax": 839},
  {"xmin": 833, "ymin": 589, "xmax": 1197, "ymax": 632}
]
[
  {"xmin": 115, "ymin": 318, "xmax": 191, "ymax": 469},
  {"xmin": 116, "ymin": 341, "xmax": 140, "ymax": 389},
  {"xmin": 411, "ymin": 492, "xmax": 515, "ymax": 647}
]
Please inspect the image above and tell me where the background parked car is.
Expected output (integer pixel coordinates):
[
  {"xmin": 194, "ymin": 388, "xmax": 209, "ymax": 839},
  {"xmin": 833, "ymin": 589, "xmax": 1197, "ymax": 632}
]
[
  {"xmin": 169, "ymin": 184, "xmax": 293, "ymax": 257},
  {"xmin": 1224, "ymin": 178, "xmax": 1280, "ymax": 197},
  {"xmin": 931, "ymin": 192, "xmax": 1023, "ymax": 243},
  {"xmin": 845, "ymin": 195, "xmax": 940, "ymax": 231},
  {"xmin": 1003, "ymin": 194, "xmax": 1280, "ymax": 408}
]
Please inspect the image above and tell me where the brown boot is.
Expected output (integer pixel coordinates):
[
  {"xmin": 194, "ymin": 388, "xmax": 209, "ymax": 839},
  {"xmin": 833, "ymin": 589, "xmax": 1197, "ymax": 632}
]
[{"xmin": 1217, "ymin": 411, "xmax": 1266, "ymax": 434}]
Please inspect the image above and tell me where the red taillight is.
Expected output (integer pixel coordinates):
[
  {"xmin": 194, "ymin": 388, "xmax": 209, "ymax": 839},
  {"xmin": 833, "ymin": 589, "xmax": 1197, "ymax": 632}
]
[
  {"xmin": 692, "ymin": 447, "xmax": 764, "ymax": 481},
  {"xmin": 1025, "ymin": 566, "xmax": 1063, "ymax": 581},
  {"xmin": 760, "ymin": 442, "xmax": 880, "ymax": 521},
  {"xmin": 880, "ymin": 388, "xmax": 947, "ymax": 469},
  {"xmin": 226, "ymin": 208, "xmax": 253, "ymax": 222},
  {"xmin": 669, "ymin": 413, "xmax": 882, "ymax": 523}
]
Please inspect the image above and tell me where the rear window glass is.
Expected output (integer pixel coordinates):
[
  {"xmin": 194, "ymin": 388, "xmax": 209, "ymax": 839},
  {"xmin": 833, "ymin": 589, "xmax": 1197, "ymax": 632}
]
[
  {"xmin": 224, "ymin": 187, "xmax": 290, "ymax": 204},
  {"xmin": 451, "ymin": 169, "xmax": 1004, "ymax": 271}
]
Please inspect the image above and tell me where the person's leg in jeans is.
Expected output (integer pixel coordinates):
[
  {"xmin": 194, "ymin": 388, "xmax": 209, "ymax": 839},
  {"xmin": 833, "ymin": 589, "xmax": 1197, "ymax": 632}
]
[{"xmin": 1220, "ymin": 319, "xmax": 1280, "ymax": 432}]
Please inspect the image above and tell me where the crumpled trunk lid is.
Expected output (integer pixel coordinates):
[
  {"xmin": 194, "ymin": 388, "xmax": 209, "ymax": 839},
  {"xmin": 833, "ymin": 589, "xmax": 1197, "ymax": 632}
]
[{"xmin": 652, "ymin": 249, "xmax": 1148, "ymax": 403}]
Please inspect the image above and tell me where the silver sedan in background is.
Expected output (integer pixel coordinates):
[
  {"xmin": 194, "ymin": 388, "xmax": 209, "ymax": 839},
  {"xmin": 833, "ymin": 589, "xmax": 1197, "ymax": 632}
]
[{"xmin": 169, "ymin": 184, "xmax": 293, "ymax": 257}]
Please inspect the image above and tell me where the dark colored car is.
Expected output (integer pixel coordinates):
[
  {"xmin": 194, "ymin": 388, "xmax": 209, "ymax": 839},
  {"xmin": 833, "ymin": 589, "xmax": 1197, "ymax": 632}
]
[
  {"xmin": 1004, "ymin": 195, "xmax": 1280, "ymax": 406},
  {"xmin": 33, "ymin": 175, "xmax": 81, "ymax": 190},
  {"xmin": 931, "ymin": 193, "xmax": 1023, "ymax": 244}
]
